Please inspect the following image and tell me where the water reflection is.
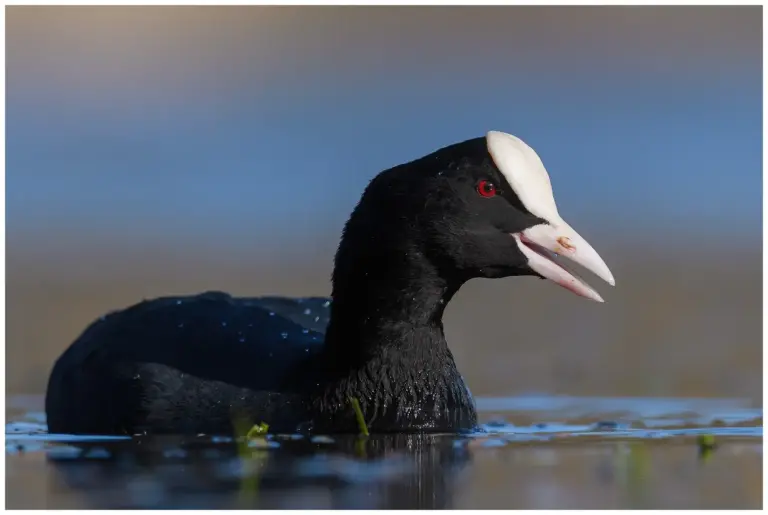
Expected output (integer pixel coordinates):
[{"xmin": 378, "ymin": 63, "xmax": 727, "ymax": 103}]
[
  {"xmin": 42, "ymin": 433, "xmax": 471, "ymax": 509},
  {"xmin": 6, "ymin": 395, "xmax": 762, "ymax": 509}
]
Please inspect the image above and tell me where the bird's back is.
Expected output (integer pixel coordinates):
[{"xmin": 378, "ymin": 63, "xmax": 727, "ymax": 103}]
[{"xmin": 45, "ymin": 291, "xmax": 333, "ymax": 435}]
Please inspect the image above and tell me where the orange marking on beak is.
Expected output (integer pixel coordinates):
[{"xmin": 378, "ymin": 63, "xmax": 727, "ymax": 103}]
[{"xmin": 557, "ymin": 236, "xmax": 576, "ymax": 252}]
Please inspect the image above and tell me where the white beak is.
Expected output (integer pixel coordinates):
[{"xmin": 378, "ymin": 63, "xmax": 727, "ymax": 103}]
[{"xmin": 512, "ymin": 220, "xmax": 615, "ymax": 303}]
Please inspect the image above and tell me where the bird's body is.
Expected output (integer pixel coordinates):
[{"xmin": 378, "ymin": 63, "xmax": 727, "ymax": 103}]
[
  {"xmin": 45, "ymin": 132, "xmax": 614, "ymax": 436},
  {"xmin": 45, "ymin": 292, "xmax": 476, "ymax": 435},
  {"xmin": 47, "ymin": 293, "xmax": 326, "ymax": 435}
]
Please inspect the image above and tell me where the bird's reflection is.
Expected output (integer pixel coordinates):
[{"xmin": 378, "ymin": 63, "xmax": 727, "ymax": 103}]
[{"xmin": 46, "ymin": 432, "xmax": 473, "ymax": 509}]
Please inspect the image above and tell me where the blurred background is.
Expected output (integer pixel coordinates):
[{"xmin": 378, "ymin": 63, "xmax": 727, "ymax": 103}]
[{"xmin": 6, "ymin": 6, "xmax": 762, "ymax": 404}]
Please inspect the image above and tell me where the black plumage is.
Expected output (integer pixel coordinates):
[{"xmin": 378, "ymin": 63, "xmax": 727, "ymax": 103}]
[{"xmin": 45, "ymin": 135, "xmax": 548, "ymax": 435}]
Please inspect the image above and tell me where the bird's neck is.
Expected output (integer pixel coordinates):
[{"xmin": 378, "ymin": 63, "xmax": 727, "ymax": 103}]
[
  {"xmin": 310, "ymin": 189, "xmax": 478, "ymax": 431},
  {"xmin": 323, "ymin": 244, "xmax": 459, "ymax": 372},
  {"xmin": 315, "ymin": 244, "xmax": 478, "ymax": 431}
]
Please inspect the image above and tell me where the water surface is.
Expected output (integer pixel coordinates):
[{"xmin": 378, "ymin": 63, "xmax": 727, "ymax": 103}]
[{"xmin": 6, "ymin": 394, "xmax": 762, "ymax": 509}]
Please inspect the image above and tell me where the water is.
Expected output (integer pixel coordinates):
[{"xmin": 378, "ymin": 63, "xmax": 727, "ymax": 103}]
[{"xmin": 6, "ymin": 394, "xmax": 762, "ymax": 509}]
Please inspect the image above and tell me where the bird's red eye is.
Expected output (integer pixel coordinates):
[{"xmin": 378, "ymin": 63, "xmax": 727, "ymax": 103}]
[{"xmin": 477, "ymin": 180, "xmax": 497, "ymax": 198}]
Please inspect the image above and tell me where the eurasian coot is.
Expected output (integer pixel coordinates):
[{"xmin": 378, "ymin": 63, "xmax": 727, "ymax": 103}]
[{"xmin": 45, "ymin": 131, "xmax": 615, "ymax": 435}]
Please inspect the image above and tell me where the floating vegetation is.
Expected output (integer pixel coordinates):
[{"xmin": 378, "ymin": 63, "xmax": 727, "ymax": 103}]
[
  {"xmin": 233, "ymin": 418, "xmax": 273, "ymax": 504},
  {"xmin": 246, "ymin": 422, "xmax": 270, "ymax": 439},
  {"xmin": 348, "ymin": 397, "xmax": 369, "ymax": 437},
  {"xmin": 697, "ymin": 434, "xmax": 717, "ymax": 461}
]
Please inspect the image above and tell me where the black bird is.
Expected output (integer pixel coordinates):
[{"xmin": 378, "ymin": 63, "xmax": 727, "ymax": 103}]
[{"xmin": 45, "ymin": 131, "xmax": 615, "ymax": 436}]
